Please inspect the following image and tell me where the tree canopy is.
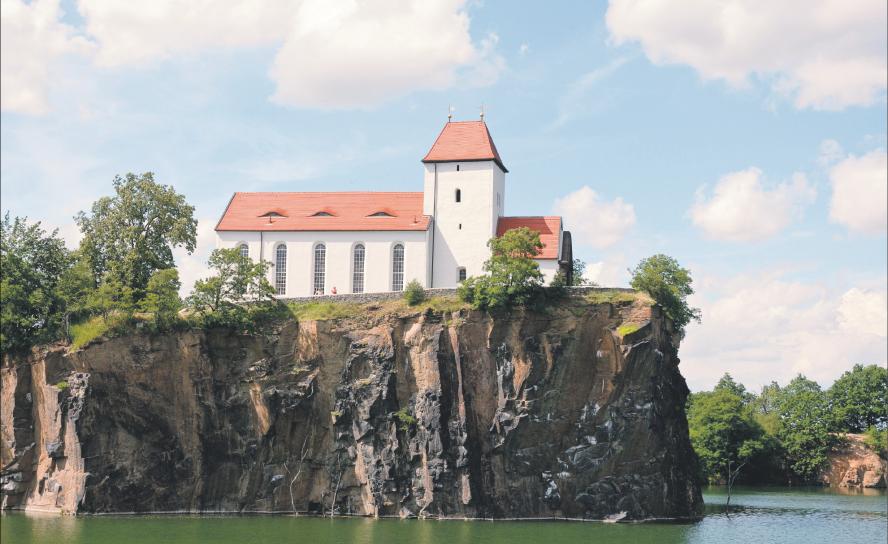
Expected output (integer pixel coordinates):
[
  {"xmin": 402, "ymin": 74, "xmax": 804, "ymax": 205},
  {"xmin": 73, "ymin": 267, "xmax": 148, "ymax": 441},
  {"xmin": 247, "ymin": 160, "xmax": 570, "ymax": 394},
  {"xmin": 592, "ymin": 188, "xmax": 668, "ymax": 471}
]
[
  {"xmin": 828, "ymin": 364, "xmax": 888, "ymax": 432},
  {"xmin": 0, "ymin": 214, "xmax": 71, "ymax": 352},
  {"xmin": 458, "ymin": 227, "xmax": 544, "ymax": 310},
  {"xmin": 75, "ymin": 172, "xmax": 196, "ymax": 297},
  {"xmin": 629, "ymin": 254, "xmax": 701, "ymax": 331},
  {"xmin": 187, "ymin": 248, "xmax": 276, "ymax": 328}
]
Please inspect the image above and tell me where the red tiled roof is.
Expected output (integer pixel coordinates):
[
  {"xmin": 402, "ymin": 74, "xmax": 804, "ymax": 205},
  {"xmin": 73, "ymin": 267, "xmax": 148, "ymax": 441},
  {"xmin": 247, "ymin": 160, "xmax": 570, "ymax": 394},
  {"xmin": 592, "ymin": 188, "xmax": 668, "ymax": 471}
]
[
  {"xmin": 422, "ymin": 120, "xmax": 508, "ymax": 172},
  {"xmin": 496, "ymin": 216, "xmax": 562, "ymax": 260},
  {"xmin": 216, "ymin": 192, "xmax": 430, "ymax": 231}
]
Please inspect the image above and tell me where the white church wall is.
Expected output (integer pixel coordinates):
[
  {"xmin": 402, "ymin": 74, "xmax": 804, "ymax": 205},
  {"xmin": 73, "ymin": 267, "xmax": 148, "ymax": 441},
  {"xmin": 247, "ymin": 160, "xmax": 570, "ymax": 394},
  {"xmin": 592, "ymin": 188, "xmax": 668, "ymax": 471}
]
[
  {"xmin": 216, "ymin": 230, "xmax": 428, "ymax": 297},
  {"xmin": 423, "ymin": 160, "xmax": 500, "ymax": 287},
  {"xmin": 537, "ymin": 259, "xmax": 560, "ymax": 284}
]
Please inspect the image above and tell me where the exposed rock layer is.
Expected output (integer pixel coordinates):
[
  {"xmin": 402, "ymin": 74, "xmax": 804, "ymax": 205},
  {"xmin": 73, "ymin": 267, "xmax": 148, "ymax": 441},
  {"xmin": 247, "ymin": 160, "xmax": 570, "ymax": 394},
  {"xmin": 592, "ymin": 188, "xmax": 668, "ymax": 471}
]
[
  {"xmin": 1, "ymin": 297, "xmax": 702, "ymax": 520},
  {"xmin": 820, "ymin": 434, "xmax": 887, "ymax": 488}
]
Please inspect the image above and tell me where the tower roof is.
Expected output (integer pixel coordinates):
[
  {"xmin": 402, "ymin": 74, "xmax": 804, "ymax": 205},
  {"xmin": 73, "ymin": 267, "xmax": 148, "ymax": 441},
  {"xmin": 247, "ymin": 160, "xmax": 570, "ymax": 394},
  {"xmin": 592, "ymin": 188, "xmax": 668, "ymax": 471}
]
[{"xmin": 422, "ymin": 120, "xmax": 508, "ymax": 172}]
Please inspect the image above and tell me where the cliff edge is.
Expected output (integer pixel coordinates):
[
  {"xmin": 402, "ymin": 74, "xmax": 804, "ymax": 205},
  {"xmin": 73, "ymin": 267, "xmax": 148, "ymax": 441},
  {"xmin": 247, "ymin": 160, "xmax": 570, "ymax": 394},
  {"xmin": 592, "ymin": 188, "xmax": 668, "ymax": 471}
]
[{"xmin": 1, "ymin": 293, "xmax": 702, "ymax": 520}]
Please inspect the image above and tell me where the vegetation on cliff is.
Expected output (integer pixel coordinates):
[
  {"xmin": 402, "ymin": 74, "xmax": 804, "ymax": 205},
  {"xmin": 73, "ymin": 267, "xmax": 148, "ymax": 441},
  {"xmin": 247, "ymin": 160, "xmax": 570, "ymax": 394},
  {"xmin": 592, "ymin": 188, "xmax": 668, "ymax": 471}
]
[{"xmin": 688, "ymin": 365, "xmax": 888, "ymax": 485}]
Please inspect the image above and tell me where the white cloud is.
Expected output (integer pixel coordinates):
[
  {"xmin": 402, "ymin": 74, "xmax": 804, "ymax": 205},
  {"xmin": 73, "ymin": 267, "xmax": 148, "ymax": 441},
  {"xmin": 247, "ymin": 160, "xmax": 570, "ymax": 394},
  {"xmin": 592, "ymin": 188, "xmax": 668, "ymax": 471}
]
[
  {"xmin": 77, "ymin": 0, "xmax": 292, "ymax": 67},
  {"xmin": 270, "ymin": 0, "xmax": 497, "ymax": 109},
  {"xmin": 606, "ymin": 0, "xmax": 887, "ymax": 110},
  {"xmin": 8, "ymin": 0, "xmax": 501, "ymax": 113},
  {"xmin": 690, "ymin": 168, "xmax": 815, "ymax": 242},
  {"xmin": 817, "ymin": 139, "xmax": 844, "ymax": 166},
  {"xmin": 829, "ymin": 149, "xmax": 887, "ymax": 235},
  {"xmin": 553, "ymin": 186, "xmax": 636, "ymax": 249},
  {"xmin": 681, "ymin": 272, "xmax": 888, "ymax": 391},
  {"xmin": 173, "ymin": 218, "xmax": 217, "ymax": 297},
  {"xmin": 0, "ymin": 0, "xmax": 92, "ymax": 114}
]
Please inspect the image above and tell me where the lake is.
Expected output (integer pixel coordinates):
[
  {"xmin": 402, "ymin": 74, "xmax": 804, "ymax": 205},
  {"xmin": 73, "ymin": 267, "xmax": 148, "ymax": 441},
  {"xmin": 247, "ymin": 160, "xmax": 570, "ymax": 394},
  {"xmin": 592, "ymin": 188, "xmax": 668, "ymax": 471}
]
[{"xmin": 2, "ymin": 487, "xmax": 885, "ymax": 544}]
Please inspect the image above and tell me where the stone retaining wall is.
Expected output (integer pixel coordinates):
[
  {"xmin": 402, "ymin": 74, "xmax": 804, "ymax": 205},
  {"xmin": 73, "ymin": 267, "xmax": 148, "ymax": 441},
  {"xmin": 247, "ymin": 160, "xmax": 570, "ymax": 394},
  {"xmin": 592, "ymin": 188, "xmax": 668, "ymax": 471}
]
[{"xmin": 279, "ymin": 286, "xmax": 634, "ymax": 304}]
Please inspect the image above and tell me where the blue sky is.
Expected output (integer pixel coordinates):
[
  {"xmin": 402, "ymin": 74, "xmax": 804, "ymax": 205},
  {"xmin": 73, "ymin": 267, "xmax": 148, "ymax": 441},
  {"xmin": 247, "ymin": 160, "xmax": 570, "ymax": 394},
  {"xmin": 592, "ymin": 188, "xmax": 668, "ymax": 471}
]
[{"xmin": 2, "ymin": 0, "xmax": 886, "ymax": 390}]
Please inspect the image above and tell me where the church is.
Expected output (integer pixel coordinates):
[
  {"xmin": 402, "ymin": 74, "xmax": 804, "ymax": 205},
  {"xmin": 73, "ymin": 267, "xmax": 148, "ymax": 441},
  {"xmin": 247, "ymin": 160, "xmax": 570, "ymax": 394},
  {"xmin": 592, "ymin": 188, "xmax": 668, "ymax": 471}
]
[{"xmin": 214, "ymin": 118, "xmax": 572, "ymax": 297}]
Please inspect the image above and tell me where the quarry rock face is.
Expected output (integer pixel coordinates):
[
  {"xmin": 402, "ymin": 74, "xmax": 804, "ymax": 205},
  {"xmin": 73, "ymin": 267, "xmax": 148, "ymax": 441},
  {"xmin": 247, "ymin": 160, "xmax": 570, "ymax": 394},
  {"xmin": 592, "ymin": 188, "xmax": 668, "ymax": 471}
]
[
  {"xmin": 820, "ymin": 434, "xmax": 887, "ymax": 489},
  {"xmin": 1, "ymin": 296, "xmax": 703, "ymax": 520}
]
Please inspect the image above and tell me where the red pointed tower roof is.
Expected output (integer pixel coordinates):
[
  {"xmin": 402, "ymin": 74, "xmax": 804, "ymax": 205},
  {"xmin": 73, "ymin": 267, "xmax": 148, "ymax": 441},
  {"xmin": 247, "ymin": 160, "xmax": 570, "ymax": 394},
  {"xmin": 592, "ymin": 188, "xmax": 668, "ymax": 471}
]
[{"xmin": 422, "ymin": 120, "xmax": 508, "ymax": 172}]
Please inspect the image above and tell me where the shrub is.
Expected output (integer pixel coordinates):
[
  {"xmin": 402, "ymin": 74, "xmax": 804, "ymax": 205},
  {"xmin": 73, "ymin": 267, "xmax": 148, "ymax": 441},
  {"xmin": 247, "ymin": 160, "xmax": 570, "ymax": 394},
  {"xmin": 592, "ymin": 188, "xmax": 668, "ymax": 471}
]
[
  {"xmin": 394, "ymin": 407, "xmax": 417, "ymax": 431},
  {"xmin": 69, "ymin": 315, "xmax": 111, "ymax": 350},
  {"xmin": 863, "ymin": 426, "xmax": 887, "ymax": 457},
  {"xmin": 403, "ymin": 279, "xmax": 425, "ymax": 306}
]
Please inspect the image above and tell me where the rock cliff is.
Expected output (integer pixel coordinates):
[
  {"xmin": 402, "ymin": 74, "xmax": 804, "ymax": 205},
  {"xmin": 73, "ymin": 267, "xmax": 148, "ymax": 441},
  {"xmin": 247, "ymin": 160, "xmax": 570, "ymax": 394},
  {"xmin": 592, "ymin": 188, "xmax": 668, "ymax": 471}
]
[
  {"xmin": 1, "ymin": 294, "xmax": 702, "ymax": 520},
  {"xmin": 819, "ymin": 434, "xmax": 887, "ymax": 489}
]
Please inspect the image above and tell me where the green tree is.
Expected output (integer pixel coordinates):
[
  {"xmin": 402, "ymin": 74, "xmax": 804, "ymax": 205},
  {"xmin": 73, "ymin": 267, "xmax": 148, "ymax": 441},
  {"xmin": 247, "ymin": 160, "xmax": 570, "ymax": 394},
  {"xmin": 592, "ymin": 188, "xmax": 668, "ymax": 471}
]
[
  {"xmin": 687, "ymin": 388, "xmax": 765, "ymax": 506},
  {"xmin": 0, "ymin": 214, "xmax": 71, "ymax": 352},
  {"xmin": 827, "ymin": 364, "xmax": 888, "ymax": 432},
  {"xmin": 187, "ymin": 248, "xmax": 275, "ymax": 327},
  {"xmin": 629, "ymin": 254, "xmax": 701, "ymax": 332},
  {"xmin": 457, "ymin": 227, "xmax": 544, "ymax": 310},
  {"xmin": 714, "ymin": 373, "xmax": 754, "ymax": 404},
  {"xmin": 86, "ymin": 275, "xmax": 135, "ymax": 320},
  {"xmin": 139, "ymin": 268, "xmax": 182, "ymax": 329},
  {"xmin": 570, "ymin": 258, "xmax": 596, "ymax": 286},
  {"xmin": 55, "ymin": 255, "xmax": 96, "ymax": 337},
  {"xmin": 774, "ymin": 375, "xmax": 833, "ymax": 480},
  {"xmin": 75, "ymin": 172, "xmax": 196, "ymax": 298}
]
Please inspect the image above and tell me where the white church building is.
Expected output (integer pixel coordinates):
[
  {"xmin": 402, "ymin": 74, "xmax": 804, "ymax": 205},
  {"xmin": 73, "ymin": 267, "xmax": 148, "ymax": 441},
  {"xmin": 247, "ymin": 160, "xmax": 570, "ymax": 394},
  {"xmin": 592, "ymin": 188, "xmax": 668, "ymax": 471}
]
[{"xmin": 215, "ymin": 119, "xmax": 573, "ymax": 297}]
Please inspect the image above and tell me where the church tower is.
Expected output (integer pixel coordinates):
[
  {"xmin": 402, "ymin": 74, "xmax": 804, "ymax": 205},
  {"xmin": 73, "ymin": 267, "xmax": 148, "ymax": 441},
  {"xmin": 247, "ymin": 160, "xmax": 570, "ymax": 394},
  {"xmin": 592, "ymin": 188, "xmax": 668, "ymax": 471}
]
[{"xmin": 421, "ymin": 119, "xmax": 507, "ymax": 287}]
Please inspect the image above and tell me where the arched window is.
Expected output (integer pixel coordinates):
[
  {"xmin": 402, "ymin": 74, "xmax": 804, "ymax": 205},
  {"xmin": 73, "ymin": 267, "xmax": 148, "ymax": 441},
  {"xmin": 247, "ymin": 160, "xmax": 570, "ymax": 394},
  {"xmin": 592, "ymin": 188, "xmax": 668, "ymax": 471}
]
[
  {"xmin": 352, "ymin": 244, "xmax": 365, "ymax": 293},
  {"xmin": 238, "ymin": 243, "xmax": 249, "ymax": 259},
  {"xmin": 457, "ymin": 267, "xmax": 467, "ymax": 282},
  {"xmin": 274, "ymin": 244, "xmax": 287, "ymax": 295},
  {"xmin": 455, "ymin": 189, "xmax": 461, "ymax": 203},
  {"xmin": 313, "ymin": 243, "xmax": 326, "ymax": 295},
  {"xmin": 391, "ymin": 243, "xmax": 404, "ymax": 291}
]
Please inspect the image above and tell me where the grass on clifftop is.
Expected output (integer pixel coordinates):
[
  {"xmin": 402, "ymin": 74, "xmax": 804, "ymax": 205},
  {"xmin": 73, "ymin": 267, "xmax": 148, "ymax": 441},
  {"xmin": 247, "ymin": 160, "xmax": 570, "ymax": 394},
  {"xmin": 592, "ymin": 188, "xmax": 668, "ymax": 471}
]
[
  {"xmin": 287, "ymin": 300, "xmax": 363, "ymax": 321},
  {"xmin": 69, "ymin": 316, "xmax": 111, "ymax": 350},
  {"xmin": 617, "ymin": 323, "xmax": 642, "ymax": 336},
  {"xmin": 584, "ymin": 289, "xmax": 650, "ymax": 305}
]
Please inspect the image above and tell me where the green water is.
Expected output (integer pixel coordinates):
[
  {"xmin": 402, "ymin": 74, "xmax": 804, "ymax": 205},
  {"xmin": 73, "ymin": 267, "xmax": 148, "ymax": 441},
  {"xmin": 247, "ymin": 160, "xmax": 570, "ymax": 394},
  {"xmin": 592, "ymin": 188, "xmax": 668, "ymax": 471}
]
[{"xmin": 2, "ymin": 487, "xmax": 885, "ymax": 544}]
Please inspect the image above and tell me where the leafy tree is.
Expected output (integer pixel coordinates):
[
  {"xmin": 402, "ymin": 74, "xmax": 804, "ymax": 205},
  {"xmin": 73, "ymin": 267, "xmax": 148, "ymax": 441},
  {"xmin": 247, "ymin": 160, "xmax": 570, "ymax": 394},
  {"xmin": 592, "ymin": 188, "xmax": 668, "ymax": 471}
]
[
  {"xmin": 863, "ymin": 426, "xmax": 887, "ymax": 457},
  {"xmin": 0, "ymin": 214, "xmax": 70, "ymax": 352},
  {"xmin": 687, "ymin": 388, "xmax": 765, "ymax": 506},
  {"xmin": 403, "ymin": 279, "xmax": 425, "ymax": 306},
  {"xmin": 752, "ymin": 381, "xmax": 782, "ymax": 415},
  {"xmin": 187, "ymin": 248, "xmax": 276, "ymax": 327},
  {"xmin": 714, "ymin": 373, "xmax": 754, "ymax": 404},
  {"xmin": 629, "ymin": 254, "xmax": 701, "ymax": 331},
  {"xmin": 458, "ymin": 227, "xmax": 544, "ymax": 310},
  {"xmin": 75, "ymin": 172, "xmax": 196, "ymax": 298},
  {"xmin": 86, "ymin": 275, "xmax": 135, "ymax": 320},
  {"xmin": 774, "ymin": 375, "xmax": 834, "ymax": 480},
  {"xmin": 569, "ymin": 258, "xmax": 596, "ymax": 286},
  {"xmin": 139, "ymin": 268, "xmax": 182, "ymax": 329},
  {"xmin": 55, "ymin": 255, "xmax": 96, "ymax": 336},
  {"xmin": 827, "ymin": 364, "xmax": 888, "ymax": 432}
]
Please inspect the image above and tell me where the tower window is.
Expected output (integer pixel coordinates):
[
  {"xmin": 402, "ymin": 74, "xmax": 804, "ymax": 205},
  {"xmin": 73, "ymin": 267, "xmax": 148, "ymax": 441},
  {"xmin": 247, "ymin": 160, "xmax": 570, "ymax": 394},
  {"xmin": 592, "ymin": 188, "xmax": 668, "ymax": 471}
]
[
  {"xmin": 274, "ymin": 244, "xmax": 287, "ymax": 295},
  {"xmin": 313, "ymin": 243, "xmax": 326, "ymax": 295},
  {"xmin": 352, "ymin": 244, "xmax": 365, "ymax": 294},
  {"xmin": 455, "ymin": 189, "xmax": 461, "ymax": 203},
  {"xmin": 391, "ymin": 243, "xmax": 404, "ymax": 291},
  {"xmin": 457, "ymin": 267, "xmax": 467, "ymax": 282},
  {"xmin": 456, "ymin": 164, "xmax": 460, "ymax": 171}
]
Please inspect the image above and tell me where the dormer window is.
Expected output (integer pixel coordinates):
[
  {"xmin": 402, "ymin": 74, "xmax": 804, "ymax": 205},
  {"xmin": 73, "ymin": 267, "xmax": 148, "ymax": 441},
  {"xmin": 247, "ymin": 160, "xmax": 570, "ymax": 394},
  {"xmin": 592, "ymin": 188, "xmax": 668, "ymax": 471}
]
[
  {"xmin": 258, "ymin": 209, "xmax": 287, "ymax": 218},
  {"xmin": 368, "ymin": 211, "xmax": 395, "ymax": 217},
  {"xmin": 311, "ymin": 211, "xmax": 334, "ymax": 217}
]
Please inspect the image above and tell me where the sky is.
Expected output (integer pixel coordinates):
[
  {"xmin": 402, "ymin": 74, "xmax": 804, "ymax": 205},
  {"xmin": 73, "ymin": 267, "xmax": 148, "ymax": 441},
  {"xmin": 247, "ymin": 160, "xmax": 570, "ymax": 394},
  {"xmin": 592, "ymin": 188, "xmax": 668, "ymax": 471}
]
[{"xmin": 1, "ymin": 0, "xmax": 886, "ymax": 391}]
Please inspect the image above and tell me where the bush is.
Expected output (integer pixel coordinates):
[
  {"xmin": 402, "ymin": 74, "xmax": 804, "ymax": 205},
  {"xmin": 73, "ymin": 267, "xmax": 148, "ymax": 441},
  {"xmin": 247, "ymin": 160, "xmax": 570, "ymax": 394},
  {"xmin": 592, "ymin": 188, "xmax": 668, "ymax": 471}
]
[
  {"xmin": 863, "ymin": 426, "xmax": 887, "ymax": 457},
  {"xmin": 403, "ymin": 279, "xmax": 425, "ymax": 306}
]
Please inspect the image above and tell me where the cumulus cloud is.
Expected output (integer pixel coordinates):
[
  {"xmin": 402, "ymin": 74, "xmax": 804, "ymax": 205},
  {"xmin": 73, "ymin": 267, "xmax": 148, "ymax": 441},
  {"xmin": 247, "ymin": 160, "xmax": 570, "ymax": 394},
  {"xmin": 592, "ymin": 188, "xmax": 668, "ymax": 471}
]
[
  {"xmin": 8, "ymin": 0, "xmax": 500, "ymax": 113},
  {"xmin": 606, "ymin": 0, "xmax": 887, "ymax": 110},
  {"xmin": 553, "ymin": 186, "xmax": 636, "ymax": 249},
  {"xmin": 690, "ymin": 168, "xmax": 815, "ymax": 242},
  {"xmin": 270, "ymin": 0, "xmax": 499, "ymax": 108},
  {"xmin": 1, "ymin": 0, "xmax": 92, "ymax": 114},
  {"xmin": 828, "ymin": 149, "xmax": 887, "ymax": 235},
  {"xmin": 173, "ymin": 218, "xmax": 217, "ymax": 298},
  {"xmin": 681, "ymin": 272, "xmax": 888, "ymax": 391}
]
